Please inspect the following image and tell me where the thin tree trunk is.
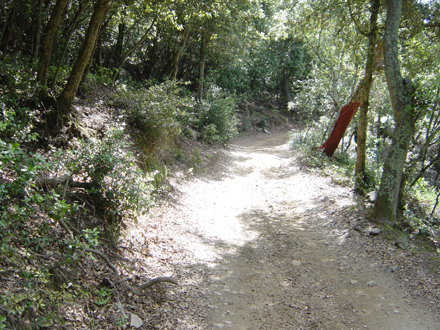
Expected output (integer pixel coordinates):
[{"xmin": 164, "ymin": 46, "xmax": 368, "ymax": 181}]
[
  {"xmin": 144, "ymin": 32, "xmax": 158, "ymax": 79},
  {"xmin": 32, "ymin": 0, "xmax": 44, "ymax": 63},
  {"xmin": 111, "ymin": 17, "xmax": 156, "ymax": 85},
  {"xmin": 170, "ymin": 26, "xmax": 189, "ymax": 81},
  {"xmin": 197, "ymin": 30, "xmax": 208, "ymax": 101},
  {"xmin": 0, "ymin": 3, "xmax": 15, "ymax": 52},
  {"xmin": 36, "ymin": 0, "xmax": 70, "ymax": 100},
  {"xmin": 50, "ymin": 0, "xmax": 91, "ymax": 89},
  {"xmin": 56, "ymin": 0, "xmax": 112, "ymax": 122},
  {"xmin": 280, "ymin": 70, "xmax": 292, "ymax": 103},
  {"xmin": 373, "ymin": 0, "xmax": 415, "ymax": 223},
  {"xmin": 113, "ymin": 22, "xmax": 125, "ymax": 69},
  {"xmin": 354, "ymin": 0, "xmax": 380, "ymax": 192}
]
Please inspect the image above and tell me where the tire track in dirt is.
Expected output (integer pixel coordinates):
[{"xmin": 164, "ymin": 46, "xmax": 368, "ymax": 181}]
[{"xmin": 131, "ymin": 131, "xmax": 439, "ymax": 329}]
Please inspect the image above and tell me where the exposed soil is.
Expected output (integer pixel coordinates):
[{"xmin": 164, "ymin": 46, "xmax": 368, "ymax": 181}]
[{"xmin": 121, "ymin": 130, "xmax": 440, "ymax": 329}]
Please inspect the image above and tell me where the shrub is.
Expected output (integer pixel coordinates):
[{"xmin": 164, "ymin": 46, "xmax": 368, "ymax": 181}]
[
  {"xmin": 112, "ymin": 81, "xmax": 192, "ymax": 152},
  {"xmin": 195, "ymin": 86, "xmax": 238, "ymax": 144},
  {"xmin": 69, "ymin": 129, "xmax": 154, "ymax": 233}
]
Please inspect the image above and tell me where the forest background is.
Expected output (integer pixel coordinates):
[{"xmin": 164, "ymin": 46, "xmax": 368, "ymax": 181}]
[{"xmin": 0, "ymin": 0, "xmax": 440, "ymax": 328}]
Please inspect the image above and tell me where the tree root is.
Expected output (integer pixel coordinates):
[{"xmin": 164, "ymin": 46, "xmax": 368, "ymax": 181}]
[
  {"xmin": 139, "ymin": 277, "xmax": 178, "ymax": 290},
  {"xmin": 84, "ymin": 247, "xmax": 178, "ymax": 295}
]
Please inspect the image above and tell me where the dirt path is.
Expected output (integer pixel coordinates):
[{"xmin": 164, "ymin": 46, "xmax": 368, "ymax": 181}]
[{"xmin": 125, "ymin": 131, "xmax": 439, "ymax": 329}]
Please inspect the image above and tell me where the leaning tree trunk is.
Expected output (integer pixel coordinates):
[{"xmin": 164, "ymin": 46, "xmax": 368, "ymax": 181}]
[
  {"xmin": 170, "ymin": 26, "xmax": 189, "ymax": 81},
  {"xmin": 373, "ymin": 0, "xmax": 415, "ymax": 223},
  {"xmin": 50, "ymin": 0, "xmax": 91, "ymax": 89},
  {"xmin": 111, "ymin": 17, "xmax": 156, "ymax": 85},
  {"xmin": 36, "ymin": 0, "xmax": 70, "ymax": 100},
  {"xmin": 354, "ymin": 0, "xmax": 380, "ymax": 192},
  {"xmin": 56, "ymin": 0, "xmax": 111, "ymax": 124},
  {"xmin": 320, "ymin": 0, "xmax": 381, "ymax": 161}
]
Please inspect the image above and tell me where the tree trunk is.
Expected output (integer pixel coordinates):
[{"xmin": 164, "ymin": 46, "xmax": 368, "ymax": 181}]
[
  {"xmin": 113, "ymin": 22, "xmax": 125, "ymax": 69},
  {"xmin": 56, "ymin": 0, "xmax": 111, "ymax": 122},
  {"xmin": 197, "ymin": 30, "xmax": 208, "ymax": 101},
  {"xmin": 50, "ymin": 0, "xmax": 91, "ymax": 89},
  {"xmin": 32, "ymin": 0, "xmax": 44, "ymax": 63},
  {"xmin": 319, "ymin": 101, "xmax": 361, "ymax": 156},
  {"xmin": 0, "ymin": 4, "xmax": 15, "ymax": 52},
  {"xmin": 280, "ymin": 70, "xmax": 292, "ymax": 103},
  {"xmin": 144, "ymin": 33, "xmax": 158, "ymax": 80},
  {"xmin": 81, "ymin": 15, "xmax": 110, "ymax": 85},
  {"xmin": 354, "ymin": 0, "xmax": 380, "ymax": 192},
  {"xmin": 36, "ymin": 0, "xmax": 70, "ymax": 100},
  {"xmin": 373, "ymin": 0, "xmax": 415, "ymax": 223},
  {"xmin": 320, "ymin": 0, "xmax": 381, "ymax": 162},
  {"xmin": 170, "ymin": 26, "xmax": 189, "ymax": 81},
  {"xmin": 111, "ymin": 17, "xmax": 156, "ymax": 85}
]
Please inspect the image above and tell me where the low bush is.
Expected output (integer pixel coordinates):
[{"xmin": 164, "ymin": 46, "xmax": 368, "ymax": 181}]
[
  {"xmin": 112, "ymin": 81, "xmax": 193, "ymax": 153},
  {"xmin": 194, "ymin": 86, "xmax": 238, "ymax": 144}
]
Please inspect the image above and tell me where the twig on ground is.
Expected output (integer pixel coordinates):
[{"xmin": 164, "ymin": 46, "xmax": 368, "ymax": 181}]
[{"xmin": 139, "ymin": 277, "xmax": 178, "ymax": 290}]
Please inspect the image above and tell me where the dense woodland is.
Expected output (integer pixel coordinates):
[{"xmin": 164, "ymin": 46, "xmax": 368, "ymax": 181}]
[{"xmin": 1, "ymin": 0, "xmax": 440, "ymax": 328}]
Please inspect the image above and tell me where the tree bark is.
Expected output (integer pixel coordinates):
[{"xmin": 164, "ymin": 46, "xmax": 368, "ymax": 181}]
[
  {"xmin": 32, "ymin": 0, "xmax": 44, "ymax": 63},
  {"xmin": 81, "ymin": 15, "xmax": 111, "ymax": 85},
  {"xmin": 320, "ymin": 0, "xmax": 381, "ymax": 162},
  {"xmin": 111, "ymin": 17, "xmax": 156, "ymax": 85},
  {"xmin": 50, "ymin": 0, "xmax": 91, "ymax": 89},
  {"xmin": 36, "ymin": 0, "xmax": 70, "ymax": 100},
  {"xmin": 113, "ymin": 22, "xmax": 125, "ymax": 69},
  {"xmin": 354, "ymin": 0, "xmax": 380, "ymax": 192},
  {"xmin": 0, "ymin": 4, "xmax": 15, "ymax": 52},
  {"xmin": 319, "ymin": 101, "xmax": 361, "ymax": 156},
  {"xmin": 280, "ymin": 70, "xmax": 292, "ymax": 103},
  {"xmin": 197, "ymin": 29, "xmax": 208, "ymax": 101},
  {"xmin": 170, "ymin": 26, "xmax": 189, "ymax": 81},
  {"xmin": 373, "ymin": 0, "xmax": 415, "ymax": 223},
  {"xmin": 56, "ymin": 0, "xmax": 112, "ymax": 122}
]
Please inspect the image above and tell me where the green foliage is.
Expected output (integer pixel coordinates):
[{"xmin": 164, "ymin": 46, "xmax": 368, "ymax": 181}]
[
  {"xmin": 195, "ymin": 86, "xmax": 238, "ymax": 144},
  {"xmin": 403, "ymin": 179, "xmax": 439, "ymax": 236},
  {"xmin": 0, "ymin": 56, "xmax": 39, "ymax": 142},
  {"xmin": 94, "ymin": 287, "xmax": 113, "ymax": 306},
  {"xmin": 289, "ymin": 128, "xmax": 358, "ymax": 187},
  {"xmin": 71, "ymin": 130, "xmax": 154, "ymax": 230},
  {"xmin": 0, "ymin": 126, "xmax": 155, "ymax": 327},
  {"xmin": 113, "ymin": 81, "xmax": 192, "ymax": 152},
  {"xmin": 89, "ymin": 67, "xmax": 116, "ymax": 86},
  {"xmin": 248, "ymin": 37, "xmax": 311, "ymax": 98},
  {"xmin": 215, "ymin": 36, "xmax": 311, "ymax": 99},
  {"xmin": 0, "ymin": 55, "xmax": 35, "ymax": 103},
  {"xmin": 84, "ymin": 228, "xmax": 100, "ymax": 248}
]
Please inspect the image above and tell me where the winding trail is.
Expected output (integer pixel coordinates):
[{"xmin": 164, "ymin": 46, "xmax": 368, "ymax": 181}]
[{"xmin": 128, "ymin": 131, "xmax": 439, "ymax": 329}]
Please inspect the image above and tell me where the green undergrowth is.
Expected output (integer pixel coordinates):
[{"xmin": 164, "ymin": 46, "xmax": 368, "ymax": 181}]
[
  {"xmin": 289, "ymin": 128, "xmax": 360, "ymax": 188},
  {"xmin": 0, "ymin": 124, "xmax": 155, "ymax": 327}
]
